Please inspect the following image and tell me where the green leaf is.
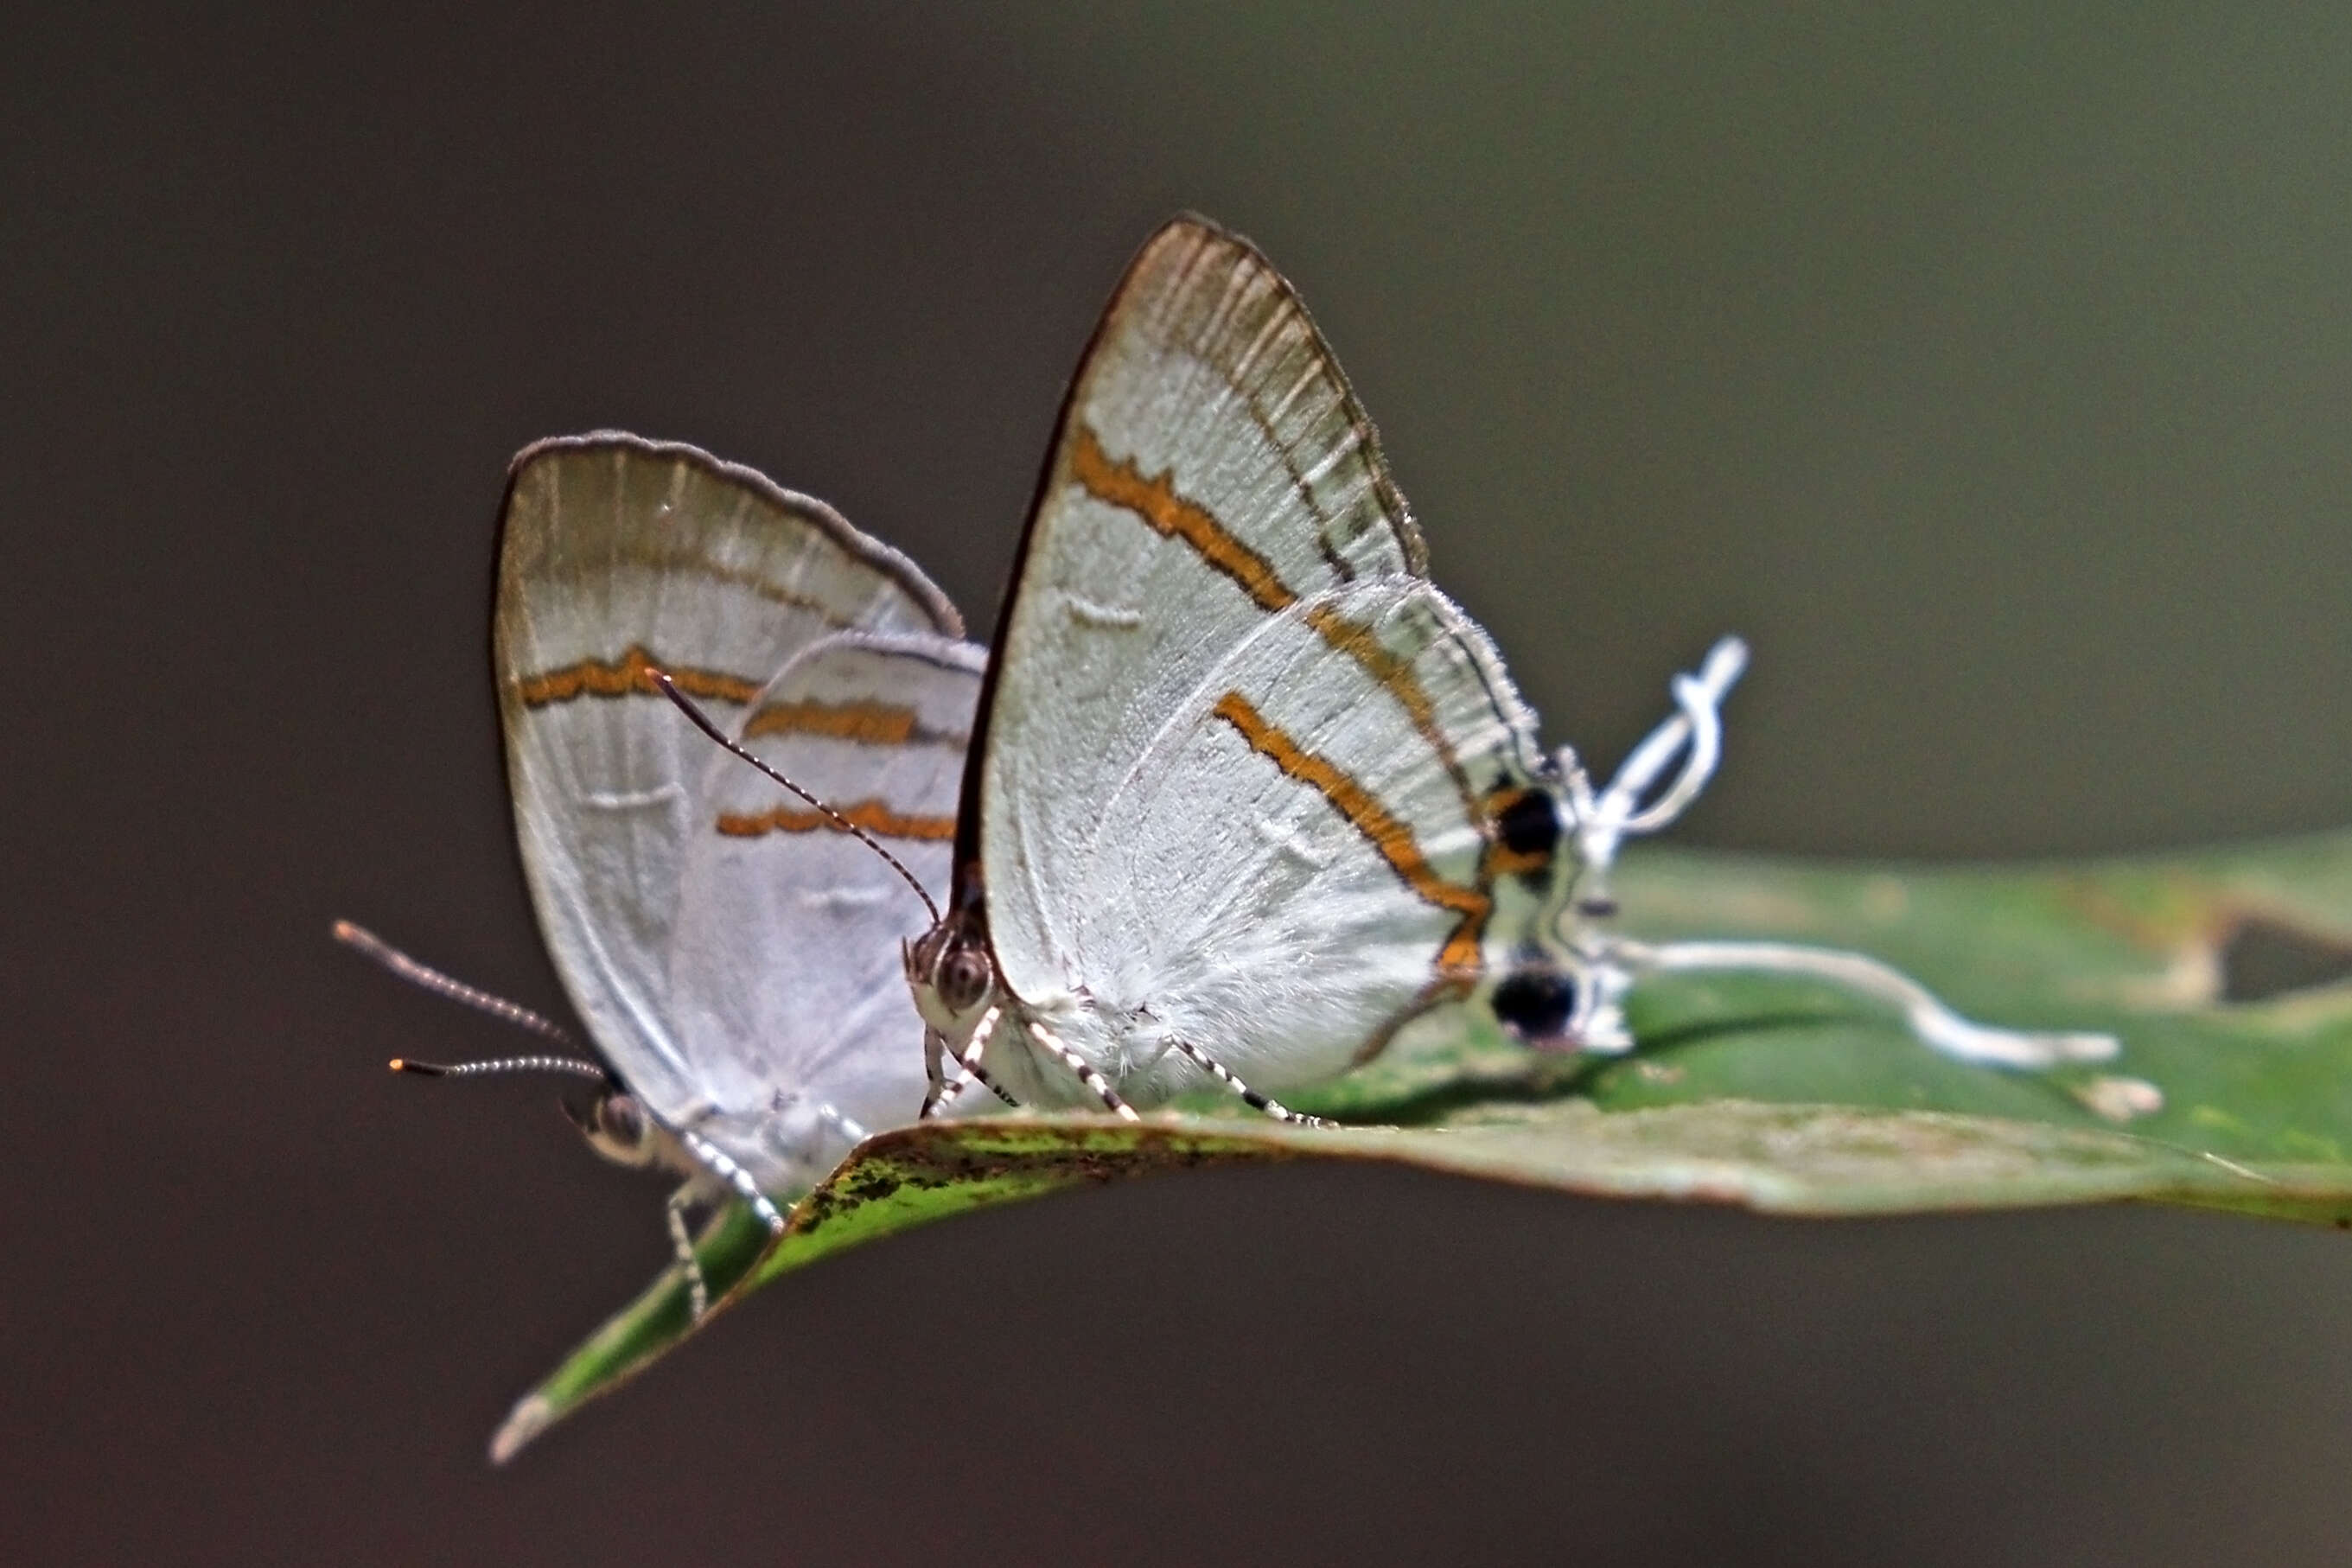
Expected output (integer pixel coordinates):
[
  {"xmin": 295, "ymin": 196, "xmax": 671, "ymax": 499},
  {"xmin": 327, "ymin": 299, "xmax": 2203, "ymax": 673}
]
[{"xmin": 489, "ymin": 832, "xmax": 2352, "ymax": 1460}]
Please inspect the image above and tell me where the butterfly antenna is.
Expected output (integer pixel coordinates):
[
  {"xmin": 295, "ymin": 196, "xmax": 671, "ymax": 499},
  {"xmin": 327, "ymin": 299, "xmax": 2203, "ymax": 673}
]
[
  {"xmin": 388, "ymin": 1054, "xmax": 613, "ymax": 1082},
  {"xmin": 334, "ymin": 920, "xmax": 609, "ymax": 1083},
  {"xmin": 650, "ymin": 668, "xmax": 941, "ymax": 922}
]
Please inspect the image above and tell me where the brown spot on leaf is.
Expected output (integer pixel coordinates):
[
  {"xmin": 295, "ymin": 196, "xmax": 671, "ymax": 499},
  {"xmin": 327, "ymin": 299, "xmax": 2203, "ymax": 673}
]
[{"xmin": 791, "ymin": 1122, "xmax": 1292, "ymax": 1240}]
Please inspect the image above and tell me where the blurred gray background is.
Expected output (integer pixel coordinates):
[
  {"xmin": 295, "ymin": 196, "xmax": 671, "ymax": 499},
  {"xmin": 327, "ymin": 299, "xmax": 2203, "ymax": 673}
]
[{"xmin": 9, "ymin": 3, "xmax": 2352, "ymax": 1563}]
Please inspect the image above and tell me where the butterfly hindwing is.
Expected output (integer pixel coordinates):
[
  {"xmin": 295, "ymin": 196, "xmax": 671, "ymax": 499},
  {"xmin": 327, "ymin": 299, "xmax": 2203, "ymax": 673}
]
[
  {"xmin": 668, "ymin": 630, "xmax": 980, "ymax": 1189},
  {"xmin": 1058, "ymin": 578, "xmax": 1547, "ymax": 1097},
  {"xmin": 980, "ymin": 218, "xmax": 1435, "ymax": 994}
]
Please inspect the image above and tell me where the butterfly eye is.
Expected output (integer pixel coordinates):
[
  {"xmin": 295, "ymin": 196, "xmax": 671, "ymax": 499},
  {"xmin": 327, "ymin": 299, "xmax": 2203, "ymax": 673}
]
[
  {"xmin": 1490, "ymin": 969, "xmax": 1578, "ymax": 1045},
  {"xmin": 570, "ymin": 1088, "xmax": 660, "ymax": 1168},
  {"xmin": 599, "ymin": 1093, "xmax": 647, "ymax": 1147},
  {"xmin": 938, "ymin": 947, "xmax": 994, "ymax": 1014}
]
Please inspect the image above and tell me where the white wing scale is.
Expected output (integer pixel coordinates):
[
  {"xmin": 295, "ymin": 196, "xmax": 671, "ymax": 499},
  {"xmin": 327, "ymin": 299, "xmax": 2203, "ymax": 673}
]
[{"xmin": 1063, "ymin": 583, "xmax": 1544, "ymax": 1096}]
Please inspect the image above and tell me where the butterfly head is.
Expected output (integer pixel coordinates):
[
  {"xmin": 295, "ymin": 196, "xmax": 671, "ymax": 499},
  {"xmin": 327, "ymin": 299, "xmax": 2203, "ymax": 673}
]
[
  {"xmin": 564, "ymin": 1083, "xmax": 668, "ymax": 1172},
  {"xmin": 906, "ymin": 907, "xmax": 1000, "ymax": 1034}
]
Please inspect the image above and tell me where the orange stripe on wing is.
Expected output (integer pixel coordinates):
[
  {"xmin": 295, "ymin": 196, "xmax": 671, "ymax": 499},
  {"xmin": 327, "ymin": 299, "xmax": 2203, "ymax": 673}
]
[
  {"xmin": 1064, "ymin": 425, "xmax": 1470, "ymax": 809},
  {"xmin": 1301, "ymin": 602, "xmax": 1476, "ymax": 808},
  {"xmin": 1213, "ymin": 691, "xmax": 1488, "ymax": 975},
  {"xmin": 742, "ymin": 698, "xmax": 920, "ymax": 747},
  {"xmin": 514, "ymin": 645, "xmax": 762, "ymax": 708},
  {"xmin": 1068, "ymin": 424, "xmax": 1297, "ymax": 613},
  {"xmin": 715, "ymin": 799, "xmax": 957, "ymax": 841}
]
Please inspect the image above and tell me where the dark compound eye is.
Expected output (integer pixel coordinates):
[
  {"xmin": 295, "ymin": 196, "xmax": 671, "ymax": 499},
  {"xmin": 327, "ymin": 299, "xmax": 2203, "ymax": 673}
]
[
  {"xmin": 1491, "ymin": 969, "xmax": 1578, "ymax": 1043},
  {"xmin": 1491, "ymin": 788, "xmax": 1561, "ymax": 858},
  {"xmin": 939, "ymin": 947, "xmax": 992, "ymax": 1013},
  {"xmin": 598, "ymin": 1092, "xmax": 647, "ymax": 1148}
]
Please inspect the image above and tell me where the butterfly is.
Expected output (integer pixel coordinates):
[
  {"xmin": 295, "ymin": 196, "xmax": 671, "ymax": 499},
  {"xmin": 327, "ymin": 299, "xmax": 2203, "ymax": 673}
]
[
  {"xmin": 345, "ymin": 431, "xmax": 981, "ymax": 1320},
  {"xmin": 906, "ymin": 215, "xmax": 2116, "ymax": 1120}
]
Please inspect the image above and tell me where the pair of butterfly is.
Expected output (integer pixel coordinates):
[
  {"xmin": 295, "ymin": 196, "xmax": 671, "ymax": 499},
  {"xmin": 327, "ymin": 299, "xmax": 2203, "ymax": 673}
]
[{"xmin": 347, "ymin": 215, "xmax": 2116, "ymax": 1320}]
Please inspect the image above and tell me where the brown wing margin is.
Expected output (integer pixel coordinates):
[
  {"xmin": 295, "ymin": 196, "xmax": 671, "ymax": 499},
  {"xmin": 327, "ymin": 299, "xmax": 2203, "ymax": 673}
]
[
  {"xmin": 492, "ymin": 431, "xmax": 965, "ymax": 645},
  {"xmin": 954, "ymin": 215, "xmax": 1430, "ymax": 919}
]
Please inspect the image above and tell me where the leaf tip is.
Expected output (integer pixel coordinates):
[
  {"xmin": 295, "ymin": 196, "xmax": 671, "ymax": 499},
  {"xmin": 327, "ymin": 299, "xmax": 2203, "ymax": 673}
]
[{"xmin": 488, "ymin": 1394, "xmax": 554, "ymax": 1466}]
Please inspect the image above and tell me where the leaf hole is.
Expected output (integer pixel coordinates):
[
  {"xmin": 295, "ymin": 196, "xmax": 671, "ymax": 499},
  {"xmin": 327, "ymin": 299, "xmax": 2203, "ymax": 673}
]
[{"xmin": 2217, "ymin": 914, "xmax": 2352, "ymax": 1003}]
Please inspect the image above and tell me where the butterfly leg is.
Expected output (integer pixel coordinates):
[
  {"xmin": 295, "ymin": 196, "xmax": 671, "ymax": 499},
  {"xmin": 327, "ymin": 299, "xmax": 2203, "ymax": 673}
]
[
  {"xmin": 1026, "ymin": 1019, "xmax": 1142, "ymax": 1122},
  {"xmin": 812, "ymin": 1102, "xmax": 870, "ymax": 1144},
  {"xmin": 664, "ymin": 1183, "xmax": 711, "ymax": 1321},
  {"xmin": 924, "ymin": 1019, "xmax": 985, "ymax": 1119},
  {"xmin": 1168, "ymin": 1038, "xmax": 1331, "ymax": 1126},
  {"xmin": 924, "ymin": 1010, "xmax": 1013, "ymax": 1119},
  {"xmin": 925, "ymin": 1062, "xmax": 1021, "ymax": 1119},
  {"xmin": 677, "ymin": 1125, "xmax": 788, "ymax": 1228},
  {"xmin": 1618, "ymin": 938, "xmax": 2119, "ymax": 1068},
  {"xmin": 921, "ymin": 1012, "xmax": 950, "ymax": 1100}
]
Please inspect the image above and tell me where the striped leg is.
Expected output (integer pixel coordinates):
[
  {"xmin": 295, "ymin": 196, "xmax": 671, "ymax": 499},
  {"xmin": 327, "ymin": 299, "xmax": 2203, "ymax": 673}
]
[
  {"xmin": 929, "ymin": 1061, "xmax": 1022, "ymax": 1114},
  {"xmin": 811, "ymin": 1101, "xmax": 870, "ymax": 1144},
  {"xmin": 924, "ymin": 1010, "xmax": 1006, "ymax": 1119},
  {"xmin": 1028, "ymin": 1019, "xmax": 1142, "ymax": 1122},
  {"xmin": 660, "ymin": 1129, "xmax": 788, "ymax": 1322},
  {"xmin": 921, "ymin": 1017, "xmax": 952, "ymax": 1103},
  {"xmin": 664, "ymin": 1184, "xmax": 710, "ymax": 1321},
  {"xmin": 677, "ymin": 1127, "xmax": 788, "ymax": 1236},
  {"xmin": 923, "ymin": 1074, "xmax": 968, "ymax": 1119},
  {"xmin": 1169, "ymin": 1038, "xmax": 1331, "ymax": 1126}
]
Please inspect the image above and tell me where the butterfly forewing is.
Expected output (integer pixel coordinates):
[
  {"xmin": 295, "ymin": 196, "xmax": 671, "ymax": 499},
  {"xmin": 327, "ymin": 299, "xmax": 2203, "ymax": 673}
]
[
  {"xmin": 979, "ymin": 219, "xmax": 1431, "ymax": 994},
  {"xmin": 495, "ymin": 433, "xmax": 962, "ymax": 1132},
  {"xmin": 972, "ymin": 218, "xmax": 1564, "ymax": 1093}
]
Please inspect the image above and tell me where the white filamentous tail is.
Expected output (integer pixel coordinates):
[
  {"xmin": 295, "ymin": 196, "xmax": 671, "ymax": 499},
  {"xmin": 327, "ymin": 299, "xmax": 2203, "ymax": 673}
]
[
  {"xmin": 1622, "ymin": 938, "xmax": 2120, "ymax": 1068},
  {"xmin": 1565, "ymin": 634, "xmax": 1748, "ymax": 876}
]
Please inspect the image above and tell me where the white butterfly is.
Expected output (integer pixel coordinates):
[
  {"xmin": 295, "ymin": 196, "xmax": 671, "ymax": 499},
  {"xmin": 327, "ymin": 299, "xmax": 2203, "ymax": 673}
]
[
  {"xmin": 348, "ymin": 431, "xmax": 980, "ymax": 1318},
  {"xmin": 907, "ymin": 216, "xmax": 2117, "ymax": 1120}
]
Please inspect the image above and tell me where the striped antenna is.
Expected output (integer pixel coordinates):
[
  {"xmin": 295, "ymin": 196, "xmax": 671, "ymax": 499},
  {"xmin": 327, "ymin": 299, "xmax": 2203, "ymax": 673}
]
[
  {"xmin": 334, "ymin": 920, "xmax": 612, "ymax": 1083},
  {"xmin": 387, "ymin": 1055, "xmax": 612, "ymax": 1082},
  {"xmin": 649, "ymin": 667, "xmax": 941, "ymax": 922}
]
